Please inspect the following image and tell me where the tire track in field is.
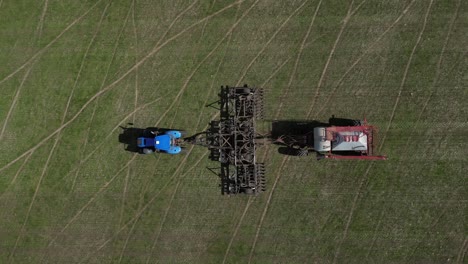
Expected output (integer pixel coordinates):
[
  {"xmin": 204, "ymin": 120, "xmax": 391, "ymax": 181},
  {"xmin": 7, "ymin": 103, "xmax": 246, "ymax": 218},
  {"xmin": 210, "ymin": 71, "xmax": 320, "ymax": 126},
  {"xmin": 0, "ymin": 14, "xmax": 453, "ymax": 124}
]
[
  {"xmin": 55, "ymin": 6, "xmax": 246, "ymax": 245},
  {"xmin": 247, "ymin": 2, "xmax": 323, "ymax": 261},
  {"xmin": 8, "ymin": 2, "xmax": 112, "ymax": 260},
  {"xmin": 457, "ymin": 236, "xmax": 468, "ymax": 264},
  {"xmin": 0, "ymin": 63, "xmax": 35, "ymax": 140},
  {"xmin": 43, "ymin": 97, "xmax": 161, "ymax": 251},
  {"xmin": 142, "ymin": 2, "xmax": 265, "ymax": 260},
  {"xmin": 364, "ymin": 209, "xmax": 385, "ymax": 260},
  {"xmin": 316, "ymin": 0, "xmax": 417, "ymax": 117},
  {"xmin": 79, "ymin": 150, "xmax": 210, "ymax": 264},
  {"xmin": 153, "ymin": 0, "xmax": 258, "ymax": 128},
  {"xmin": 365, "ymin": 1, "xmax": 461, "ymax": 258},
  {"xmin": 159, "ymin": 20, "xmax": 241, "ymax": 261},
  {"xmin": 405, "ymin": 186, "xmax": 463, "ymax": 262},
  {"xmin": 144, "ymin": 38, "xmax": 234, "ymax": 264},
  {"xmin": 235, "ymin": 0, "xmax": 310, "ymax": 87},
  {"xmin": 332, "ymin": 2, "xmax": 434, "ymax": 263},
  {"xmin": 417, "ymin": 0, "xmax": 461, "ymax": 119},
  {"xmin": 261, "ymin": 56, "xmax": 292, "ymax": 87},
  {"xmin": 0, "ymin": 0, "xmax": 104, "ymax": 86},
  {"xmin": 0, "ymin": 0, "xmax": 242, "ymax": 175},
  {"xmin": 35, "ymin": 0, "xmax": 49, "ymax": 39},
  {"xmin": 275, "ymin": 0, "xmax": 322, "ymax": 118},
  {"xmin": 117, "ymin": 0, "xmax": 140, "ymax": 234},
  {"xmin": 148, "ymin": 1, "xmax": 245, "ymax": 259},
  {"xmin": 144, "ymin": 180, "xmax": 181, "ymax": 264},
  {"xmin": 248, "ymin": 156, "xmax": 288, "ymax": 263},
  {"xmin": 223, "ymin": 2, "xmax": 313, "ymax": 260},
  {"xmin": 306, "ymin": 0, "xmax": 359, "ymax": 118},
  {"xmin": 0, "ymin": 152, "xmax": 33, "ymax": 201},
  {"xmin": 378, "ymin": 0, "xmax": 433, "ymax": 150},
  {"xmin": 16, "ymin": 2, "xmax": 128, "ymax": 260},
  {"xmin": 70, "ymin": 1, "xmax": 193, "ymax": 193},
  {"xmin": 222, "ymin": 56, "xmax": 293, "ymax": 261},
  {"xmin": 200, "ymin": 0, "xmax": 217, "ymax": 38},
  {"xmin": 117, "ymin": 216, "xmax": 139, "ymax": 264},
  {"xmin": 222, "ymin": 197, "xmax": 253, "ymax": 264},
  {"xmin": 63, "ymin": 95, "xmax": 163, "ymax": 189},
  {"xmin": 70, "ymin": 1, "xmax": 113, "ymax": 194},
  {"xmin": 46, "ymin": 154, "xmax": 138, "ymax": 250}
]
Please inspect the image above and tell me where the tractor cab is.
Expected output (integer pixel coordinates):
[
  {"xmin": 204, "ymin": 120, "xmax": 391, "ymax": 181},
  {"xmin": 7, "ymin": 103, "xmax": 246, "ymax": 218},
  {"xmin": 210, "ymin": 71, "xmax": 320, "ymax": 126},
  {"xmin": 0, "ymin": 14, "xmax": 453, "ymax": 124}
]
[{"xmin": 137, "ymin": 130, "xmax": 183, "ymax": 155}]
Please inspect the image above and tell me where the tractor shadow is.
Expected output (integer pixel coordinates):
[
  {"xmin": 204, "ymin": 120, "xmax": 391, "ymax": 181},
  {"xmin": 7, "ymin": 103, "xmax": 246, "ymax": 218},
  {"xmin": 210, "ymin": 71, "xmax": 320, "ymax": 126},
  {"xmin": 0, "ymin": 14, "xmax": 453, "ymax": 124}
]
[
  {"xmin": 269, "ymin": 120, "xmax": 328, "ymax": 156},
  {"xmin": 118, "ymin": 126, "xmax": 180, "ymax": 154},
  {"xmin": 118, "ymin": 127, "xmax": 148, "ymax": 153}
]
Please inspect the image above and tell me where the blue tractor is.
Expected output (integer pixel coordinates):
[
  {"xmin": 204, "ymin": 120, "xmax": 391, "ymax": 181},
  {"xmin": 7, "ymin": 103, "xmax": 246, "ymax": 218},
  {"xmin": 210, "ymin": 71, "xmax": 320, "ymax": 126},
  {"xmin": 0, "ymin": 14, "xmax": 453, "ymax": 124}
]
[{"xmin": 137, "ymin": 130, "xmax": 184, "ymax": 155}]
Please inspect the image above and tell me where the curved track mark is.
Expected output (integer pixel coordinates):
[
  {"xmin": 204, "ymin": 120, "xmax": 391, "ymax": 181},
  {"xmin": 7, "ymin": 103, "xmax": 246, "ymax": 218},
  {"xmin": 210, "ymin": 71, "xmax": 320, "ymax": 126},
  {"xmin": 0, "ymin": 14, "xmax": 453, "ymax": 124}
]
[
  {"xmin": 223, "ymin": 2, "xmax": 313, "ymax": 259},
  {"xmin": 248, "ymin": 157, "xmax": 288, "ymax": 263},
  {"xmin": 378, "ymin": 0, "xmax": 434, "ymax": 151},
  {"xmin": 143, "ymin": 7, "xmax": 247, "ymax": 257},
  {"xmin": 0, "ymin": 0, "xmax": 104, "ymax": 86},
  {"xmin": 0, "ymin": 0, "xmax": 242, "ymax": 175},
  {"xmin": 261, "ymin": 56, "xmax": 292, "ymax": 87},
  {"xmin": 44, "ymin": 97, "xmax": 160, "ymax": 249},
  {"xmin": 332, "ymin": 2, "xmax": 434, "ymax": 263},
  {"xmin": 235, "ymin": 0, "xmax": 310, "ymax": 87},
  {"xmin": 222, "ymin": 197, "xmax": 253, "ymax": 264},
  {"xmin": 247, "ymin": 3, "xmax": 323, "ymax": 261},
  {"xmin": 275, "ymin": 0, "xmax": 322, "ymax": 118},
  {"xmin": 456, "ymin": 236, "xmax": 468, "ymax": 264},
  {"xmin": 80, "ymin": 150, "xmax": 210, "ymax": 263},
  {"xmin": 15, "ymin": 4, "xmax": 120, "ymax": 258},
  {"xmin": 0, "ymin": 152, "xmax": 33, "ymax": 201},
  {"xmin": 153, "ymin": 0, "xmax": 258, "ymax": 127},
  {"xmin": 35, "ymin": 0, "xmax": 49, "ymax": 39},
  {"xmin": 316, "ymin": 0, "xmax": 417, "ymax": 116},
  {"xmin": 0, "ymin": 64, "xmax": 34, "ymax": 140},
  {"xmin": 116, "ymin": 215, "xmax": 139, "ymax": 264},
  {"xmin": 417, "ymin": 0, "xmax": 461, "ymax": 119},
  {"xmin": 307, "ymin": 0, "xmax": 357, "ymax": 118},
  {"xmin": 144, "ymin": 181, "xmax": 181, "ymax": 264},
  {"xmin": 46, "ymin": 154, "xmax": 138, "ymax": 249}
]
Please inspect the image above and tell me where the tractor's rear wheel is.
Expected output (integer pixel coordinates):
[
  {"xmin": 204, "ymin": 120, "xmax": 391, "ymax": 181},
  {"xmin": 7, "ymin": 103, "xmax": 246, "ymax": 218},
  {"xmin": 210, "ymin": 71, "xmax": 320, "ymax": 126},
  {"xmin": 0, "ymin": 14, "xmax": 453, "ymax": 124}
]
[{"xmin": 142, "ymin": 148, "xmax": 153, "ymax": 154}]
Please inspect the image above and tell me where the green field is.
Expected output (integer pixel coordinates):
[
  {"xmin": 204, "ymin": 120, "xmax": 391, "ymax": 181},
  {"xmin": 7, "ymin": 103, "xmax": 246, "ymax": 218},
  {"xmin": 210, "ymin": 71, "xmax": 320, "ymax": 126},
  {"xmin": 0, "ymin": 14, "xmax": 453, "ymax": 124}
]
[{"xmin": 0, "ymin": 0, "xmax": 467, "ymax": 263}]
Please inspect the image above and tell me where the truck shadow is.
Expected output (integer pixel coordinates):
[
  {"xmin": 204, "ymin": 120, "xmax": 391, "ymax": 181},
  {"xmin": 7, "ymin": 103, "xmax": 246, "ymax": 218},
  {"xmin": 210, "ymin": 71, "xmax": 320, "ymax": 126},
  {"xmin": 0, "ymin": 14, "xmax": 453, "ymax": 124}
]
[
  {"xmin": 270, "ymin": 120, "xmax": 328, "ymax": 156},
  {"xmin": 270, "ymin": 120, "xmax": 327, "ymax": 140}
]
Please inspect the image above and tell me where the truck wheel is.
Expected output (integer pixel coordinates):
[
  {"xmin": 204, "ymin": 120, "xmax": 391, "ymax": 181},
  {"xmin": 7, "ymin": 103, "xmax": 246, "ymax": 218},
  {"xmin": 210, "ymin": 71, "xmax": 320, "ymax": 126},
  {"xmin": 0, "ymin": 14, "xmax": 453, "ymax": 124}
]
[
  {"xmin": 329, "ymin": 117, "xmax": 356, "ymax": 126},
  {"xmin": 353, "ymin": 120, "xmax": 363, "ymax": 126},
  {"xmin": 143, "ymin": 148, "xmax": 153, "ymax": 154}
]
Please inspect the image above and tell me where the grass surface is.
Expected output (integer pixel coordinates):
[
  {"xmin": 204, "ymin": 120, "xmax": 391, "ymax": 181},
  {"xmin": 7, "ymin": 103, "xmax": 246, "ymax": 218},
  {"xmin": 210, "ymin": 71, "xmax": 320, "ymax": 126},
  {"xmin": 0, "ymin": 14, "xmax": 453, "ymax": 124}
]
[{"xmin": 0, "ymin": 0, "xmax": 467, "ymax": 263}]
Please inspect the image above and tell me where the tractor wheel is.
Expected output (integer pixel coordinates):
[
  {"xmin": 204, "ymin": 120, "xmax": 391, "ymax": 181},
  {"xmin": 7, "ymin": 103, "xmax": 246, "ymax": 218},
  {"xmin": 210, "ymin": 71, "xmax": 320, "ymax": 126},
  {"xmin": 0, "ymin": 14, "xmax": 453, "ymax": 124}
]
[
  {"xmin": 179, "ymin": 130, "xmax": 187, "ymax": 137},
  {"xmin": 297, "ymin": 148, "xmax": 308, "ymax": 157},
  {"xmin": 142, "ymin": 148, "xmax": 153, "ymax": 154}
]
